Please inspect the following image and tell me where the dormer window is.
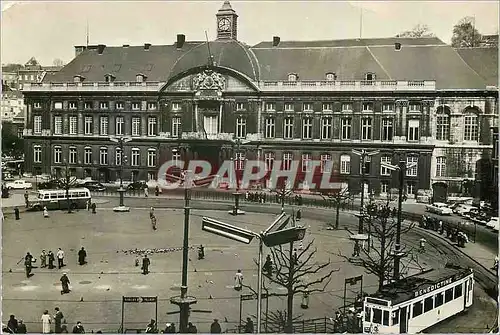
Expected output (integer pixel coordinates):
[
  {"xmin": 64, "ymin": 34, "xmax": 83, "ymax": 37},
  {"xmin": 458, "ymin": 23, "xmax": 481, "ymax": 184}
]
[
  {"xmin": 73, "ymin": 75, "xmax": 85, "ymax": 83},
  {"xmin": 104, "ymin": 74, "xmax": 116, "ymax": 83},
  {"xmin": 136, "ymin": 73, "xmax": 147, "ymax": 83},
  {"xmin": 325, "ymin": 73, "xmax": 337, "ymax": 81},
  {"xmin": 365, "ymin": 73, "xmax": 376, "ymax": 81},
  {"xmin": 288, "ymin": 73, "xmax": 298, "ymax": 82}
]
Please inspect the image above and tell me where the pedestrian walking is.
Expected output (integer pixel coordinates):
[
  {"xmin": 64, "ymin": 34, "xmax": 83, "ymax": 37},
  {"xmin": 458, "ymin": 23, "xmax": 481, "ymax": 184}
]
[
  {"xmin": 91, "ymin": 202, "xmax": 96, "ymax": 214},
  {"xmin": 419, "ymin": 238, "xmax": 426, "ymax": 253},
  {"xmin": 142, "ymin": 255, "xmax": 151, "ymax": 275},
  {"xmin": 352, "ymin": 241, "xmax": 360, "ymax": 257},
  {"xmin": 210, "ymin": 319, "xmax": 222, "ymax": 333},
  {"xmin": 244, "ymin": 317, "xmax": 254, "ymax": 333},
  {"xmin": 24, "ymin": 252, "xmax": 34, "ymax": 278},
  {"xmin": 78, "ymin": 247, "xmax": 87, "ymax": 265},
  {"xmin": 60, "ymin": 273, "xmax": 71, "ymax": 294},
  {"xmin": 149, "ymin": 207, "xmax": 155, "ymax": 219},
  {"xmin": 72, "ymin": 321, "xmax": 85, "ymax": 334},
  {"xmin": 187, "ymin": 322, "xmax": 197, "ymax": 333},
  {"xmin": 7, "ymin": 315, "xmax": 18, "ymax": 333},
  {"xmin": 151, "ymin": 215, "xmax": 157, "ymax": 230},
  {"xmin": 234, "ymin": 269, "xmax": 243, "ymax": 291},
  {"xmin": 57, "ymin": 248, "xmax": 65, "ymax": 269},
  {"xmin": 155, "ymin": 185, "xmax": 160, "ymax": 196},
  {"xmin": 14, "ymin": 207, "xmax": 20, "ymax": 220},
  {"xmin": 53, "ymin": 307, "xmax": 64, "ymax": 333},
  {"xmin": 198, "ymin": 245, "xmax": 205, "ymax": 260},
  {"xmin": 40, "ymin": 250, "xmax": 47, "ymax": 268},
  {"xmin": 86, "ymin": 199, "xmax": 91, "ymax": 211},
  {"xmin": 43, "ymin": 206, "xmax": 49, "ymax": 218},
  {"xmin": 144, "ymin": 187, "xmax": 149, "ymax": 198},
  {"xmin": 145, "ymin": 319, "xmax": 157, "ymax": 333},
  {"xmin": 48, "ymin": 250, "xmax": 55, "ymax": 269},
  {"xmin": 493, "ymin": 256, "xmax": 499, "ymax": 271},
  {"xmin": 263, "ymin": 254, "xmax": 273, "ymax": 276},
  {"xmin": 296, "ymin": 209, "xmax": 302, "ymax": 221},
  {"xmin": 41, "ymin": 310, "xmax": 51, "ymax": 334},
  {"xmin": 164, "ymin": 323, "xmax": 176, "ymax": 333},
  {"xmin": 24, "ymin": 190, "xmax": 29, "ymax": 208},
  {"xmin": 17, "ymin": 320, "xmax": 27, "ymax": 334}
]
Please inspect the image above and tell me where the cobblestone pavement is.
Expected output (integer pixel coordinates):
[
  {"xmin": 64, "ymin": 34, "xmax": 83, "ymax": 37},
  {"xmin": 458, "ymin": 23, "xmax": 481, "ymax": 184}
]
[{"xmin": 2, "ymin": 208, "xmax": 454, "ymax": 333}]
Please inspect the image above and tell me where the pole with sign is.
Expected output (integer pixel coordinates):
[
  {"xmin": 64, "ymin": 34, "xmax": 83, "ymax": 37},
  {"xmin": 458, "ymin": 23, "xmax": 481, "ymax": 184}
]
[{"xmin": 120, "ymin": 296, "xmax": 158, "ymax": 333}]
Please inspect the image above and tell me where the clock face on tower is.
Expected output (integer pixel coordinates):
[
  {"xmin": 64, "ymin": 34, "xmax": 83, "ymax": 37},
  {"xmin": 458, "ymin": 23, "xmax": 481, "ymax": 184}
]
[{"xmin": 218, "ymin": 18, "xmax": 231, "ymax": 32}]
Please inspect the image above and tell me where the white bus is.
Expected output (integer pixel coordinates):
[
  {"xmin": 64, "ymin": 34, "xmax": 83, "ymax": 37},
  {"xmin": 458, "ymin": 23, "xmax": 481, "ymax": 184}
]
[
  {"xmin": 29, "ymin": 188, "xmax": 91, "ymax": 211},
  {"xmin": 363, "ymin": 264, "xmax": 474, "ymax": 334}
]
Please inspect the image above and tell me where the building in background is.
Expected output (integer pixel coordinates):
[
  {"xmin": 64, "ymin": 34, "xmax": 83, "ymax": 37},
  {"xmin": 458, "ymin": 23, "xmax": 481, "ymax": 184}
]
[
  {"xmin": 20, "ymin": 1, "xmax": 498, "ymax": 201},
  {"xmin": 2, "ymin": 57, "xmax": 62, "ymax": 90}
]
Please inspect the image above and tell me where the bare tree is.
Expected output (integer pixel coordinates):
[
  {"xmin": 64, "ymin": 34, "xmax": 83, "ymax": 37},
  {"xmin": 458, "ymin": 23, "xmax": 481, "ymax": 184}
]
[
  {"xmin": 338, "ymin": 202, "xmax": 422, "ymax": 291},
  {"xmin": 321, "ymin": 187, "xmax": 352, "ymax": 230},
  {"xmin": 57, "ymin": 163, "xmax": 79, "ymax": 213},
  {"xmin": 52, "ymin": 58, "xmax": 65, "ymax": 67},
  {"xmin": 396, "ymin": 24, "xmax": 435, "ymax": 38},
  {"xmin": 451, "ymin": 16, "xmax": 482, "ymax": 48}
]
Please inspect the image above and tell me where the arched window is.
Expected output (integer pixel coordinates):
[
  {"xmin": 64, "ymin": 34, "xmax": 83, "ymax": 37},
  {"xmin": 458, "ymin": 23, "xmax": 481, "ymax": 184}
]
[
  {"xmin": 325, "ymin": 72, "xmax": 337, "ymax": 81},
  {"xmin": 365, "ymin": 73, "xmax": 376, "ymax": 81},
  {"xmin": 436, "ymin": 106, "xmax": 450, "ymax": 141},
  {"xmin": 99, "ymin": 147, "xmax": 108, "ymax": 165},
  {"xmin": 287, "ymin": 73, "xmax": 298, "ymax": 82},
  {"xmin": 147, "ymin": 149, "xmax": 157, "ymax": 167},
  {"xmin": 136, "ymin": 73, "xmax": 147, "ymax": 83}
]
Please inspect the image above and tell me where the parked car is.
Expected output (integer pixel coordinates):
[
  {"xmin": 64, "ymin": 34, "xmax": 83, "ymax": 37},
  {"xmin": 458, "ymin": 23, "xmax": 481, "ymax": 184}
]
[
  {"xmin": 425, "ymin": 202, "xmax": 453, "ymax": 215},
  {"xmin": 5, "ymin": 180, "xmax": 33, "ymax": 190},
  {"xmin": 486, "ymin": 217, "xmax": 499, "ymax": 230},
  {"xmin": 455, "ymin": 204, "xmax": 477, "ymax": 216},
  {"xmin": 38, "ymin": 180, "xmax": 64, "ymax": 190},
  {"xmin": 126, "ymin": 181, "xmax": 148, "ymax": 191},
  {"xmin": 79, "ymin": 180, "xmax": 106, "ymax": 192}
]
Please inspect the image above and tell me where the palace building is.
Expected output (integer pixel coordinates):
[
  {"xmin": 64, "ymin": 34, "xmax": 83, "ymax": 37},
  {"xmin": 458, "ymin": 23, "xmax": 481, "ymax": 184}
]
[{"xmin": 21, "ymin": 1, "xmax": 498, "ymax": 198}]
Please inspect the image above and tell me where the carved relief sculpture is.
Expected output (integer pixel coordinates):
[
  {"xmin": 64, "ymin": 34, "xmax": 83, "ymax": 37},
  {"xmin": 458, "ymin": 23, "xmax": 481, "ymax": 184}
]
[{"xmin": 192, "ymin": 69, "xmax": 226, "ymax": 91}]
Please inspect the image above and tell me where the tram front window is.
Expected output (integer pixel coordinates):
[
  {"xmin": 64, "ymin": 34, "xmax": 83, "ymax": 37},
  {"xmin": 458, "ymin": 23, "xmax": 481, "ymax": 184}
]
[
  {"xmin": 435, "ymin": 293, "xmax": 444, "ymax": 307},
  {"xmin": 373, "ymin": 308, "xmax": 382, "ymax": 324},
  {"xmin": 365, "ymin": 307, "xmax": 371, "ymax": 322},
  {"xmin": 382, "ymin": 311, "xmax": 389, "ymax": 326},
  {"xmin": 392, "ymin": 311, "xmax": 399, "ymax": 325},
  {"xmin": 454, "ymin": 284, "xmax": 462, "ymax": 298}
]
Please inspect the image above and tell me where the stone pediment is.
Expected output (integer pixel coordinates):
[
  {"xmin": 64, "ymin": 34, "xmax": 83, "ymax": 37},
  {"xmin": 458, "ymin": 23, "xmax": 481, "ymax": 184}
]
[{"xmin": 193, "ymin": 70, "xmax": 226, "ymax": 91}]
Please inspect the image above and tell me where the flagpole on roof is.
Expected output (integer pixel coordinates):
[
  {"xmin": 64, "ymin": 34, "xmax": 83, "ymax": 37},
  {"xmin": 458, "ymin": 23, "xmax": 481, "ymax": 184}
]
[
  {"xmin": 359, "ymin": 7, "xmax": 363, "ymax": 39},
  {"xmin": 205, "ymin": 31, "xmax": 214, "ymax": 66},
  {"xmin": 86, "ymin": 18, "xmax": 89, "ymax": 47}
]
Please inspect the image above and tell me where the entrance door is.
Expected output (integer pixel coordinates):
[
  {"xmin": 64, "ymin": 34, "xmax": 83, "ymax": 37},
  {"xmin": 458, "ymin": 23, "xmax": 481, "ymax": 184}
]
[{"xmin": 399, "ymin": 306, "xmax": 408, "ymax": 333}]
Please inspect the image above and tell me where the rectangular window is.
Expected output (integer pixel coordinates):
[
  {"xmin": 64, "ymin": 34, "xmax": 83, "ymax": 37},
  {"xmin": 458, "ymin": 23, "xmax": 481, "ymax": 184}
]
[
  {"xmin": 464, "ymin": 116, "xmax": 478, "ymax": 141},
  {"xmin": 436, "ymin": 157, "xmax": 446, "ymax": 177},
  {"xmin": 382, "ymin": 311, "xmax": 389, "ymax": 326},
  {"xmin": 148, "ymin": 172, "xmax": 156, "ymax": 181},
  {"xmin": 283, "ymin": 152, "xmax": 292, "ymax": 171},
  {"xmin": 381, "ymin": 118, "xmax": 393, "ymax": 141},
  {"xmin": 436, "ymin": 116, "xmax": 449, "ymax": 140},
  {"xmin": 203, "ymin": 116, "xmax": 218, "ymax": 135},
  {"xmin": 380, "ymin": 155, "xmax": 392, "ymax": 176},
  {"xmin": 381, "ymin": 181, "xmax": 389, "ymax": 194},
  {"xmin": 303, "ymin": 103, "xmax": 313, "ymax": 111},
  {"xmin": 365, "ymin": 307, "xmax": 371, "ymax": 322},
  {"xmin": 341, "ymin": 118, "xmax": 351, "ymax": 140},
  {"xmin": 264, "ymin": 152, "xmax": 274, "ymax": 171},
  {"xmin": 115, "ymin": 116, "xmax": 124, "ymax": 136},
  {"xmin": 340, "ymin": 155, "xmax": 351, "ymax": 174},
  {"xmin": 407, "ymin": 181, "xmax": 416, "ymax": 195},
  {"xmin": 382, "ymin": 104, "xmax": 393, "ymax": 112},
  {"xmin": 265, "ymin": 118, "xmax": 275, "ymax": 138},
  {"xmin": 265, "ymin": 102, "xmax": 276, "ymax": 111},
  {"xmin": 116, "ymin": 102, "xmax": 124, "ymax": 109},
  {"xmin": 131, "ymin": 149, "xmax": 140, "ymax": 166},
  {"xmin": 424, "ymin": 297, "xmax": 433, "ymax": 313},
  {"xmin": 301, "ymin": 153, "xmax": 312, "ymax": 172},
  {"xmin": 69, "ymin": 116, "xmax": 77, "ymax": 135},
  {"xmin": 100, "ymin": 116, "xmax": 109, "ymax": 135},
  {"xmin": 115, "ymin": 148, "xmax": 122, "ymax": 166},
  {"xmin": 33, "ymin": 145, "xmax": 42, "ymax": 163},
  {"xmin": 54, "ymin": 116, "xmax": 62, "ymax": 134},
  {"xmin": 84, "ymin": 148, "xmax": 92, "ymax": 165},
  {"xmin": 372, "ymin": 309, "xmax": 382, "ymax": 324},
  {"xmin": 412, "ymin": 301, "xmax": 423, "ymax": 317},
  {"xmin": 302, "ymin": 118, "xmax": 312, "ymax": 139},
  {"xmin": 445, "ymin": 288, "xmax": 453, "ymax": 303},
  {"xmin": 236, "ymin": 117, "xmax": 246, "ymax": 139},
  {"xmin": 54, "ymin": 102, "xmax": 63, "ymax": 109},
  {"xmin": 69, "ymin": 102, "xmax": 77, "ymax": 110},
  {"xmin": 34, "ymin": 115, "xmax": 42, "ymax": 134},
  {"xmin": 454, "ymin": 284, "xmax": 462, "ymax": 299},
  {"xmin": 284, "ymin": 103, "xmax": 294, "ymax": 111},
  {"xmin": 100, "ymin": 101, "xmax": 109, "ymax": 109},
  {"xmin": 435, "ymin": 293, "xmax": 444, "ymax": 307},
  {"xmin": 361, "ymin": 156, "xmax": 372, "ymax": 175},
  {"xmin": 320, "ymin": 154, "xmax": 332, "ymax": 173},
  {"xmin": 99, "ymin": 147, "xmax": 108, "ymax": 165},
  {"xmin": 361, "ymin": 118, "xmax": 372, "ymax": 140},
  {"xmin": 34, "ymin": 102, "xmax": 42, "ymax": 109},
  {"xmin": 406, "ymin": 156, "xmax": 418, "ymax": 177},
  {"xmin": 84, "ymin": 102, "xmax": 92, "ymax": 109},
  {"xmin": 147, "ymin": 117, "xmax": 157, "ymax": 136},
  {"xmin": 342, "ymin": 103, "xmax": 352, "ymax": 111},
  {"xmin": 68, "ymin": 147, "xmax": 77, "ymax": 164},
  {"xmin": 408, "ymin": 120, "xmax": 420, "ymax": 141},
  {"xmin": 147, "ymin": 102, "xmax": 157, "ymax": 110},
  {"xmin": 409, "ymin": 104, "xmax": 420, "ymax": 112},
  {"xmin": 284, "ymin": 118, "xmax": 294, "ymax": 139},
  {"xmin": 236, "ymin": 102, "xmax": 244, "ymax": 111},
  {"xmin": 322, "ymin": 103, "xmax": 332, "ymax": 111},
  {"xmin": 172, "ymin": 117, "xmax": 181, "ymax": 137},
  {"xmin": 132, "ymin": 117, "xmax": 141, "ymax": 136},
  {"xmin": 84, "ymin": 116, "xmax": 93, "ymax": 135},
  {"xmin": 321, "ymin": 117, "xmax": 332, "ymax": 139},
  {"xmin": 131, "ymin": 102, "xmax": 141, "ymax": 110},
  {"xmin": 147, "ymin": 149, "xmax": 156, "ymax": 167},
  {"xmin": 171, "ymin": 103, "xmax": 180, "ymax": 111},
  {"xmin": 362, "ymin": 102, "xmax": 373, "ymax": 111},
  {"xmin": 54, "ymin": 147, "xmax": 62, "ymax": 164},
  {"xmin": 235, "ymin": 152, "xmax": 245, "ymax": 171}
]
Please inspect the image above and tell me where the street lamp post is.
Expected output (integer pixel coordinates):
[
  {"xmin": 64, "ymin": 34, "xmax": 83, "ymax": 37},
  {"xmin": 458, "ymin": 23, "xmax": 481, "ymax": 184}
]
[
  {"xmin": 110, "ymin": 136, "xmax": 132, "ymax": 212},
  {"xmin": 230, "ymin": 138, "xmax": 248, "ymax": 215},
  {"xmin": 63, "ymin": 159, "xmax": 72, "ymax": 213}
]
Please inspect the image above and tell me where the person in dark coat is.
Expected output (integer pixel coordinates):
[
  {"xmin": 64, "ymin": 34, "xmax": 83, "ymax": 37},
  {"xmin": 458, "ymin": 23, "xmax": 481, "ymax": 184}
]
[
  {"xmin": 48, "ymin": 250, "xmax": 55, "ymax": 269},
  {"xmin": 78, "ymin": 247, "xmax": 87, "ymax": 265},
  {"xmin": 263, "ymin": 255, "xmax": 273, "ymax": 276},
  {"xmin": 72, "ymin": 322, "xmax": 85, "ymax": 334},
  {"xmin": 60, "ymin": 273, "xmax": 71, "ymax": 294},
  {"xmin": 14, "ymin": 207, "xmax": 20, "ymax": 220},
  {"xmin": 142, "ymin": 255, "xmax": 151, "ymax": 275},
  {"xmin": 187, "ymin": 322, "xmax": 197, "ymax": 333},
  {"xmin": 91, "ymin": 202, "xmax": 96, "ymax": 214},
  {"xmin": 24, "ymin": 252, "xmax": 34, "ymax": 278},
  {"xmin": 7, "ymin": 315, "xmax": 18, "ymax": 333},
  {"xmin": 145, "ymin": 319, "xmax": 157, "ymax": 333},
  {"xmin": 17, "ymin": 320, "xmax": 27, "ymax": 334},
  {"xmin": 210, "ymin": 319, "xmax": 222, "ymax": 333},
  {"xmin": 54, "ymin": 307, "xmax": 64, "ymax": 333},
  {"xmin": 244, "ymin": 317, "xmax": 254, "ymax": 333}
]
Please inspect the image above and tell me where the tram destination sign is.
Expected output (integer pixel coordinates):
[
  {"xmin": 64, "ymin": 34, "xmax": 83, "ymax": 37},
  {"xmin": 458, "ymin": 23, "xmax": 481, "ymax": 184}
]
[{"xmin": 414, "ymin": 277, "xmax": 453, "ymax": 298}]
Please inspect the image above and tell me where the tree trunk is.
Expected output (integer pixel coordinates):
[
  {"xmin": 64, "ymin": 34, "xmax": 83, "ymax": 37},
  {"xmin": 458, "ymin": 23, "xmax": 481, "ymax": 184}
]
[
  {"xmin": 335, "ymin": 202, "xmax": 340, "ymax": 229},
  {"xmin": 378, "ymin": 218, "xmax": 386, "ymax": 291},
  {"xmin": 286, "ymin": 289, "xmax": 294, "ymax": 332}
]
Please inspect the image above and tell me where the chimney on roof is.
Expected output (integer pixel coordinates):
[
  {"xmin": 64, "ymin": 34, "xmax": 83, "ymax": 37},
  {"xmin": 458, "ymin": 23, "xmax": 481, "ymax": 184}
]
[
  {"xmin": 176, "ymin": 34, "xmax": 186, "ymax": 49},
  {"xmin": 74, "ymin": 46, "xmax": 87, "ymax": 57},
  {"xmin": 97, "ymin": 44, "xmax": 106, "ymax": 55},
  {"xmin": 144, "ymin": 43, "xmax": 151, "ymax": 51},
  {"xmin": 123, "ymin": 44, "xmax": 129, "ymax": 48},
  {"xmin": 272, "ymin": 36, "xmax": 280, "ymax": 47},
  {"xmin": 395, "ymin": 42, "xmax": 402, "ymax": 51}
]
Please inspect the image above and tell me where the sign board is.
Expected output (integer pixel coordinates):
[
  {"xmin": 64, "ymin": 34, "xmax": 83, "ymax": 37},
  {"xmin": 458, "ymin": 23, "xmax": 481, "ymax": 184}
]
[
  {"xmin": 141, "ymin": 296, "xmax": 158, "ymax": 303},
  {"xmin": 414, "ymin": 277, "xmax": 453, "ymax": 298},
  {"xmin": 123, "ymin": 296, "xmax": 157, "ymax": 303},
  {"xmin": 202, "ymin": 217, "xmax": 256, "ymax": 244},
  {"xmin": 262, "ymin": 227, "xmax": 307, "ymax": 247},
  {"xmin": 123, "ymin": 297, "xmax": 140, "ymax": 303}
]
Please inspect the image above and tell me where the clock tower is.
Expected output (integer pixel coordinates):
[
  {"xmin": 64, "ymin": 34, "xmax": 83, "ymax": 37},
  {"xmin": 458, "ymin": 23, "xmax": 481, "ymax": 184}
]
[{"xmin": 216, "ymin": 1, "xmax": 238, "ymax": 40}]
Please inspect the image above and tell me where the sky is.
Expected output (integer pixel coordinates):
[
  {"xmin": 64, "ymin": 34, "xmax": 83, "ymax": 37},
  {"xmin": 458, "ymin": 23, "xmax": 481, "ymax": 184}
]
[{"xmin": 1, "ymin": 0, "xmax": 499, "ymax": 66}]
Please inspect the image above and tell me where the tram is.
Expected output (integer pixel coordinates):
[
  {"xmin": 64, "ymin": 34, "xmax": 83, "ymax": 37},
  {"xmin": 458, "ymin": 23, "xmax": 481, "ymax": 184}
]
[{"xmin": 363, "ymin": 264, "xmax": 474, "ymax": 334}]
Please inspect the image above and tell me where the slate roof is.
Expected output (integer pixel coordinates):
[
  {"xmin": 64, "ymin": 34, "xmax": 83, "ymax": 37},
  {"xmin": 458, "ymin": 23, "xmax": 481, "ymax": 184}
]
[
  {"xmin": 44, "ymin": 36, "xmax": 495, "ymax": 90},
  {"xmin": 455, "ymin": 47, "xmax": 499, "ymax": 87}
]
